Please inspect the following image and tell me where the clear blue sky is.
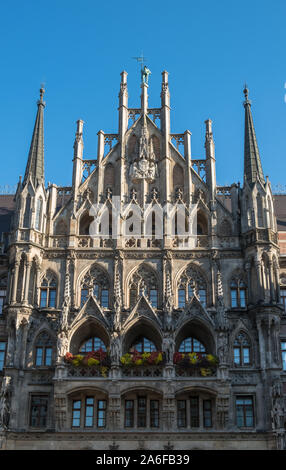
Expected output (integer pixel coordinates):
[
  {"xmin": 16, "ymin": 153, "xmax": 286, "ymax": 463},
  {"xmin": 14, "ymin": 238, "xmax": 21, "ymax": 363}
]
[{"xmin": 0, "ymin": 0, "xmax": 285, "ymax": 190}]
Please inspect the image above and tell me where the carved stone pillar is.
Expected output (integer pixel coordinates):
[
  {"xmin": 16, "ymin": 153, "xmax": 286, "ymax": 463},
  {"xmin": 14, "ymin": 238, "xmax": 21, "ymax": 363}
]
[
  {"xmin": 11, "ymin": 259, "xmax": 20, "ymax": 304},
  {"xmin": 216, "ymin": 396, "xmax": 229, "ymax": 429},
  {"xmin": 254, "ymin": 259, "xmax": 263, "ymax": 302},
  {"xmin": 54, "ymin": 394, "xmax": 67, "ymax": 431},
  {"xmin": 257, "ymin": 319, "xmax": 266, "ymax": 369},
  {"xmin": 245, "ymin": 262, "xmax": 252, "ymax": 304},
  {"xmin": 109, "ymin": 395, "xmax": 121, "ymax": 430},
  {"xmin": 23, "ymin": 260, "xmax": 32, "ymax": 304},
  {"xmin": 269, "ymin": 260, "xmax": 275, "ymax": 303}
]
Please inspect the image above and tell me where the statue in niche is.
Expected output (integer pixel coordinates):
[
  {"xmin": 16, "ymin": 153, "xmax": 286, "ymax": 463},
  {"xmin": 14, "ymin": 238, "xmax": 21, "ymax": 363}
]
[
  {"xmin": 129, "ymin": 121, "xmax": 158, "ymax": 183},
  {"xmin": 0, "ymin": 376, "xmax": 12, "ymax": 430}
]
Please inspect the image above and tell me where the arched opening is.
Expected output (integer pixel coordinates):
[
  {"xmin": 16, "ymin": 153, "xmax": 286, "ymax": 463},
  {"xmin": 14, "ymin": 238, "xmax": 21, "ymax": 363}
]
[
  {"xmin": 175, "ymin": 321, "xmax": 215, "ymax": 355},
  {"xmin": 69, "ymin": 320, "xmax": 109, "ymax": 355},
  {"xmin": 79, "ymin": 211, "xmax": 94, "ymax": 235},
  {"xmin": 23, "ymin": 194, "xmax": 31, "ymax": 228},
  {"xmin": 123, "ymin": 320, "xmax": 162, "ymax": 354},
  {"xmin": 197, "ymin": 211, "xmax": 208, "ymax": 235},
  {"xmin": 55, "ymin": 219, "xmax": 68, "ymax": 235}
]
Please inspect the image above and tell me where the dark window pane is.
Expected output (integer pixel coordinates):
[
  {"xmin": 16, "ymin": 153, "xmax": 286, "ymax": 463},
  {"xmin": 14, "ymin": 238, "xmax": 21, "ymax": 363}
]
[
  {"xmin": 150, "ymin": 400, "xmax": 159, "ymax": 428},
  {"xmin": 97, "ymin": 400, "xmax": 106, "ymax": 428},
  {"xmin": 48, "ymin": 289, "xmax": 56, "ymax": 308},
  {"xmin": 149, "ymin": 289, "xmax": 158, "ymax": 308},
  {"xmin": 81, "ymin": 289, "xmax": 88, "ymax": 306},
  {"xmin": 203, "ymin": 400, "xmax": 212, "ymax": 427},
  {"xmin": 178, "ymin": 289, "xmax": 186, "ymax": 308},
  {"xmin": 85, "ymin": 397, "xmax": 94, "ymax": 427},
  {"xmin": 30, "ymin": 396, "xmax": 48, "ymax": 427},
  {"xmin": 177, "ymin": 400, "xmax": 186, "ymax": 428},
  {"xmin": 40, "ymin": 289, "xmax": 47, "ymax": 307},
  {"xmin": 72, "ymin": 400, "xmax": 81, "ymax": 427},
  {"xmin": 125, "ymin": 400, "xmax": 134, "ymax": 427},
  {"xmin": 137, "ymin": 397, "xmax": 147, "ymax": 427},
  {"xmin": 35, "ymin": 347, "xmax": 43, "ymax": 366},
  {"xmin": 101, "ymin": 289, "xmax": 109, "ymax": 308},
  {"xmin": 45, "ymin": 347, "xmax": 52, "ymax": 366},
  {"xmin": 190, "ymin": 397, "xmax": 199, "ymax": 427}
]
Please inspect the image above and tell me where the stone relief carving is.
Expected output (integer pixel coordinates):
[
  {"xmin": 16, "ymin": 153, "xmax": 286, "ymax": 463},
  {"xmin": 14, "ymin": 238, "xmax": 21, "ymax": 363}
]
[
  {"xmin": 0, "ymin": 377, "xmax": 12, "ymax": 430},
  {"xmin": 129, "ymin": 120, "xmax": 158, "ymax": 183}
]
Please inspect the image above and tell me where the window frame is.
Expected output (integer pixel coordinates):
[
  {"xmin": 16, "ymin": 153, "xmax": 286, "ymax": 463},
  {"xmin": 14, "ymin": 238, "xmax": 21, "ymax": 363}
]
[
  {"xmin": 29, "ymin": 395, "xmax": 49, "ymax": 428},
  {"xmin": 0, "ymin": 341, "xmax": 7, "ymax": 372},
  {"xmin": 235, "ymin": 395, "xmax": 255, "ymax": 428}
]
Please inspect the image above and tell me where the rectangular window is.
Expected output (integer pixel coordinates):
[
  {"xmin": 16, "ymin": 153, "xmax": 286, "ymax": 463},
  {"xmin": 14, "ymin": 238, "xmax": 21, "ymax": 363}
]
[
  {"xmin": 149, "ymin": 290, "xmax": 158, "ymax": 308},
  {"xmin": 97, "ymin": 400, "xmax": 106, "ymax": 428},
  {"xmin": 0, "ymin": 289, "xmax": 6, "ymax": 314},
  {"xmin": 0, "ymin": 342, "xmax": 6, "ymax": 371},
  {"xmin": 81, "ymin": 289, "xmax": 88, "ymax": 307},
  {"xmin": 40, "ymin": 289, "xmax": 47, "ymax": 307},
  {"xmin": 178, "ymin": 289, "xmax": 186, "ymax": 308},
  {"xmin": 150, "ymin": 400, "xmax": 159, "ymax": 428},
  {"xmin": 190, "ymin": 396, "xmax": 199, "ymax": 427},
  {"xmin": 231, "ymin": 289, "xmax": 238, "ymax": 308},
  {"xmin": 72, "ymin": 400, "xmax": 81, "ymax": 427},
  {"xmin": 48, "ymin": 289, "xmax": 56, "ymax": 308},
  {"xmin": 243, "ymin": 347, "xmax": 250, "ymax": 365},
  {"xmin": 234, "ymin": 347, "xmax": 241, "ymax": 364},
  {"xmin": 125, "ymin": 400, "xmax": 134, "ymax": 427},
  {"xmin": 281, "ymin": 288, "xmax": 286, "ymax": 311},
  {"xmin": 30, "ymin": 396, "xmax": 48, "ymax": 427},
  {"xmin": 236, "ymin": 397, "xmax": 254, "ymax": 427},
  {"xmin": 101, "ymin": 290, "xmax": 109, "ymax": 308},
  {"xmin": 203, "ymin": 400, "xmax": 212, "ymax": 427},
  {"xmin": 240, "ymin": 289, "xmax": 246, "ymax": 307},
  {"xmin": 137, "ymin": 396, "xmax": 147, "ymax": 427},
  {"xmin": 177, "ymin": 400, "xmax": 187, "ymax": 428},
  {"xmin": 35, "ymin": 347, "xmax": 43, "ymax": 366},
  {"xmin": 281, "ymin": 342, "xmax": 286, "ymax": 371},
  {"xmin": 198, "ymin": 289, "xmax": 206, "ymax": 307},
  {"xmin": 85, "ymin": 397, "xmax": 94, "ymax": 427},
  {"xmin": 45, "ymin": 347, "xmax": 52, "ymax": 366}
]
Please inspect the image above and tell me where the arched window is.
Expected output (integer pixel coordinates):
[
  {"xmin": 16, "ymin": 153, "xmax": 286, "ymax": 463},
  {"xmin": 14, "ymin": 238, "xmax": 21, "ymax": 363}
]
[
  {"xmin": 256, "ymin": 194, "xmax": 264, "ymax": 227},
  {"xmin": 178, "ymin": 337, "xmax": 206, "ymax": 354},
  {"xmin": 79, "ymin": 211, "xmax": 94, "ymax": 235},
  {"xmin": 80, "ymin": 265, "xmax": 109, "ymax": 308},
  {"xmin": 230, "ymin": 278, "xmax": 247, "ymax": 308},
  {"xmin": 79, "ymin": 337, "xmax": 106, "ymax": 353},
  {"xmin": 128, "ymin": 265, "xmax": 158, "ymax": 309},
  {"xmin": 233, "ymin": 332, "xmax": 251, "ymax": 366},
  {"xmin": 197, "ymin": 212, "xmax": 208, "ymax": 236},
  {"xmin": 34, "ymin": 331, "xmax": 53, "ymax": 366},
  {"xmin": 40, "ymin": 272, "xmax": 57, "ymax": 308},
  {"xmin": 35, "ymin": 196, "xmax": 43, "ymax": 231},
  {"xmin": 177, "ymin": 265, "xmax": 207, "ymax": 308},
  {"xmin": 23, "ymin": 194, "xmax": 31, "ymax": 228},
  {"xmin": 129, "ymin": 337, "xmax": 156, "ymax": 353}
]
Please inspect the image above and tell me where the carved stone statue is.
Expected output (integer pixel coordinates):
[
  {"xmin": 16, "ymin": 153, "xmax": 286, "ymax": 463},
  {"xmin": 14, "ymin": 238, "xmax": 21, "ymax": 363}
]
[
  {"xmin": 217, "ymin": 331, "xmax": 228, "ymax": 363},
  {"xmin": 0, "ymin": 376, "xmax": 12, "ymax": 430},
  {"xmin": 162, "ymin": 332, "xmax": 175, "ymax": 364},
  {"xmin": 129, "ymin": 120, "xmax": 158, "ymax": 183},
  {"xmin": 110, "ymin": 331, "xmax": 122, "ymax": 364},
  {"xmin": 141, "ymin": 66, "xmax": 151, "ymax": 84},
  {"xmin": 57, "ymin": 331, "xmax": 69, "ymax": 361}
]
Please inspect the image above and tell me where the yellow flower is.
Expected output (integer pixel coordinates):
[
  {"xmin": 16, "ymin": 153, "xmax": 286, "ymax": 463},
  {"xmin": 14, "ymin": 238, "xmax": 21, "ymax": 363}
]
[
  {"xmin": 101, "ymin": 366, "xmax": 108, "ymax": 377},
  {"xmin": 87, "ymin": 358, "xmax": 100, "ymax": 366},
  {"xmin": 155, "ymin": 353, "xmax": 163, "ymax": 364},
  {"xmin": 200, "ymin": 368, "xmax": 212, "ymax": 377},
  {"xmin": 135, "ymin": 359, "xmax": 143, "ymax": 365}
]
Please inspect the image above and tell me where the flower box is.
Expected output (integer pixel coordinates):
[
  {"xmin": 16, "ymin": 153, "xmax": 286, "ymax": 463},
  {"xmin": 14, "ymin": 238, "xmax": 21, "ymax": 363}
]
[
  {"xmin": 64, "ymin": 349, "xmax": 110, "ymax": 377},
  {"xmin": 120, "ymin": 350, "xmax": 165, "ymax": 367},
  {"xmin": 173, "ymin": 352, "xmax": 218, "ymax": 377}
]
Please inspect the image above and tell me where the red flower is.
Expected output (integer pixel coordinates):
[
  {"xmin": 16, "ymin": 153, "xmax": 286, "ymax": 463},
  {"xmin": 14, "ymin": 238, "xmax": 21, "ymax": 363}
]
[{"xmin": 173, "ymin": 352, "xmax": 183, "ymax": 364}]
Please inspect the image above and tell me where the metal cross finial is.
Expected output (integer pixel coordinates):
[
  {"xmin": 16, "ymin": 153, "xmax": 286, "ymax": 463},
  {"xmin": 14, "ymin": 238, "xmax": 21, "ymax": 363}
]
[{"xmin": 132, "ymin": 52, "xmax": 147, "ymax": 71}]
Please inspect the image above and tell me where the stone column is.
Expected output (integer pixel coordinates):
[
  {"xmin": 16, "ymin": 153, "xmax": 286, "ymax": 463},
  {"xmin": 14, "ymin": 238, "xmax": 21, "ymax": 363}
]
[
  {"xmin": 23, "ymin": 260, "xmax": 32, "ymax": 305},
  {"xmin": 11, "ymin": 259, "xmax": 20, "ymax": 304},
  {"xmin": 269, "ymin": 260, "xmax": 275, "ymax": 303},
  {"xmin": 245, "ymin": 262, "xmax": 252, "ymax": 304},
  {"xmin": 257, "ymin": 319, "xmax": 266, "ymax": 369}
]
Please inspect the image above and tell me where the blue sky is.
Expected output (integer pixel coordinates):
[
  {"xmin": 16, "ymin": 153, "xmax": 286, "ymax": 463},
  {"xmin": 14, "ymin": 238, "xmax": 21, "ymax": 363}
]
[{"xmin": 0, "ymin": 0, "xmax": 285, "ymax": 191}]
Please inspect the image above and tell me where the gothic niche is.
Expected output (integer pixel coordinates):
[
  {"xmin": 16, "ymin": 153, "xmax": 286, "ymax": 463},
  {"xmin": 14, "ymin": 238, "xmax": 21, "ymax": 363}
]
[
  {"xmin": 129, "ymin": 121, "xmax": 158, "ymax": 183},
  {"xmin": 177, "ymin": 264, "xmax": 207, "ymax": 308},
  {"xmin": 80, "ymin": 264, "xmax": 110, "ymax": 308}
]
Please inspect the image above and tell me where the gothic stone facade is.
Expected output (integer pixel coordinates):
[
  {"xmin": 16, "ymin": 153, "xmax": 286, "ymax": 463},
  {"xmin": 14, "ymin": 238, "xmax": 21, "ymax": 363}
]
[{"xmin": 0, "ymin": 72, "xmax": 286, "ymax": 450}]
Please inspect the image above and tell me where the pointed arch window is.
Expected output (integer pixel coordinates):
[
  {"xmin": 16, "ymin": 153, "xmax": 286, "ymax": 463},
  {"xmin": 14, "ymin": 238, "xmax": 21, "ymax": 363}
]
[
  {"xmin": 233, "ymin": 332, "xmax": 251, "ymax": 366},
  {"xmin": 79, "ymin": 337, "xmax": 106, "ymax": 353},
  {"xmin": 230, "ymin": 279, "xmax": 247, "ymax": 308},
  {"xmin": 35, "ymin": 196, "xmax": 43, "ymax": 231},
  {"xmin": 177, "ymin": 265, "xmax": 207, "ymax": 308},
  {"xmin": 256, "ymin": 194, "xmax": 264, "ymax": 227},
  {"xmin": 178, "ymin": 337, "xmax": 206, "ymax": 354},
  {"xmin": 80, "ymin": 265, "xmax": 109, "ymax": 308},
  {"xmin": 40, "ymin": 273, "xmax": 57, "ymax": 308},
  {"xmin": 23, "ymin": 194, "xmax": 31, "ymax": 228},
  {"xmin": 128, "ymin": 265, "xmax": 158, "ymax": 309},
  {"xmin": 130, "ymin": 337, "xmax": 156, "ymax": 353},
  {"xmin": 35, "ymin": 331, "xmax": 53, "ymax": 366}
]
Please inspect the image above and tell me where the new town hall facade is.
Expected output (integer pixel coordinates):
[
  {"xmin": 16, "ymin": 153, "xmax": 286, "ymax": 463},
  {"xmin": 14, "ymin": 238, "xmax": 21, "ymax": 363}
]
[{"xmin": 0, "ymin": 69, "xmax": 286, "ymax": 450}]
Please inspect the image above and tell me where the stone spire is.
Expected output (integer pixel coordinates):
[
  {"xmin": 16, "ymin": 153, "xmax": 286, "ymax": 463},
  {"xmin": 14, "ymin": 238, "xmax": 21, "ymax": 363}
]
[
  {"xmin": 243, "ymin": 85, "xmax": 265, "ymax": 186},
  {"xmin": 23, "ymin": 87, "xmax": 46, "ymax": 188}
]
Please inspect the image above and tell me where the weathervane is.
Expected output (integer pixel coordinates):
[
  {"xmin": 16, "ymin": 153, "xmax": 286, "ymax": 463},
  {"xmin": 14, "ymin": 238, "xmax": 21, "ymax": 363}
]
[{"xmin": 132, "ymin": 52, "xmax": 151, "ymax": 84}]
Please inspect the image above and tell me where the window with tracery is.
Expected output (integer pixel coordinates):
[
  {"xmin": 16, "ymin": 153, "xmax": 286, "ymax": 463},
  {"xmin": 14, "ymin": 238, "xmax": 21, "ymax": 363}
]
[
  {"xmin": 230, "ymin": 278, "xmax": 247, "ymax": 308},
  {"xmin": 34, "ymin": 331, "xmax": 53, "ymax": 366},
  {"xmin": 128, "ymin": 265, "xmax": 158, "ymax": 309},
  {"xmin": 79, "ymin": 337, "xmax": 106, "ymax": 353},
  {"xmin": 178, "ymin": 337, "xmax": 206, "ymax": 354},
  {"xmin": 80, "ymin": 265, "xmax": 109, "ymax": 308},
  {"xmin": 233, "ymin": 332, "xmax": 251, "ymax": 366},
  {"xmin": 124, "ymin": 395, "xmax": 160, "ymax": 428},
  {"xmin": 129, "ymin": 336, "xmax": 157, "ymax": 353},
  {"xmin": 71, "ymin": 393, "xmax": 107, "ymax": 429},
  {"xmin": 39, "ymin": 272, "xmax": 57, "ymax": 308},
  {"xmin": 177, "ymin": 395, "xmax": 213, "ymax": 429},
  {"xmin": 177, "ymin": 265, "xmax": 207, "ymax": 308}
]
